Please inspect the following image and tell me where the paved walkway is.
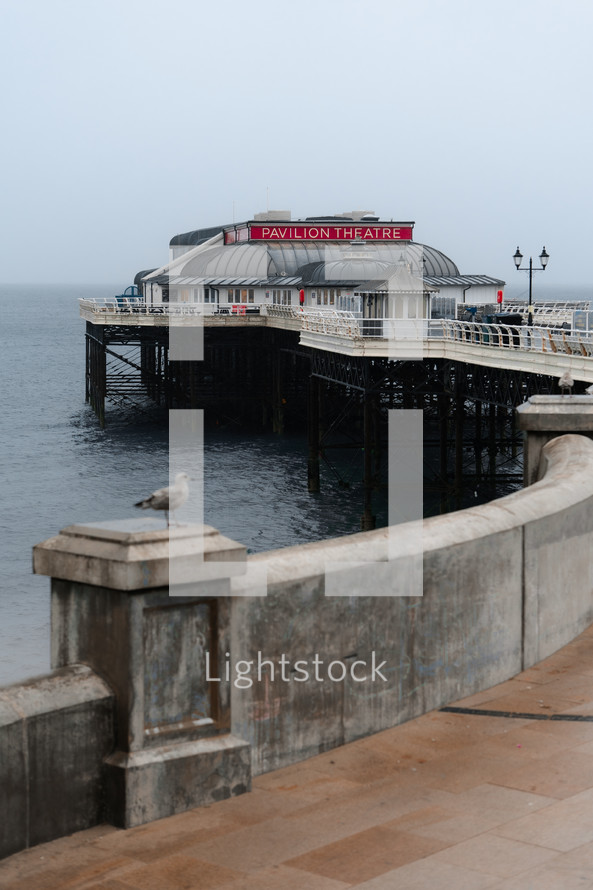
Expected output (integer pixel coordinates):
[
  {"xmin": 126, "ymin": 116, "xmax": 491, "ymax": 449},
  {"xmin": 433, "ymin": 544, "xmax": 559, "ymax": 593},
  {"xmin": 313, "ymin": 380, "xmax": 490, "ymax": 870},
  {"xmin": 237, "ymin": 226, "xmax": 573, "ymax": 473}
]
[{"xmin": 3, "ymin": 625, "xmax": 593, "ymax": 889}]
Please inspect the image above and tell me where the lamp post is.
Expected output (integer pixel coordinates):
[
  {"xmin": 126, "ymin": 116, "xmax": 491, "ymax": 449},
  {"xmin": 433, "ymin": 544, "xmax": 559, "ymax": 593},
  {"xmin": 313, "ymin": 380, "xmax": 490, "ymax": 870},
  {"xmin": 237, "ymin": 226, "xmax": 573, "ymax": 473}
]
[{"xmin": 513, "ymin": 246, "xmax": 549, "ymax": 326}]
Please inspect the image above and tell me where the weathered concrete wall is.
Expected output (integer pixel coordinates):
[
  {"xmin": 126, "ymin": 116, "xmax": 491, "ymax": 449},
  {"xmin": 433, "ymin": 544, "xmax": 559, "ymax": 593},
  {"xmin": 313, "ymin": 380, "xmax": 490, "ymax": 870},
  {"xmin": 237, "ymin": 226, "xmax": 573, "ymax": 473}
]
[
  {"xmin": 3, "ymin": 432, "xmax": 593, "ymax": 857},
  {"xmin": 0, "ymin": 665, "xmax": 113, "ymax": 859},
  {"xmin": 230, "ymin": 434, "xmax": 593, "ymax": 775}
]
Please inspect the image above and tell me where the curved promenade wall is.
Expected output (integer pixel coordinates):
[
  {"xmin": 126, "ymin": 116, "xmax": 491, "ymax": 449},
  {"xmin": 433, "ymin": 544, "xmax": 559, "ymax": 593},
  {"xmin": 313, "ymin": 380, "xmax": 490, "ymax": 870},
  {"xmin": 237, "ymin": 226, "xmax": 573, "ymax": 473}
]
[
  {"xmin": 231, "ymin": 434, "xmax": 593, "ymax": 775},
  {"xmin": 3, "ymin": 433, "xmax": 593, "ymax": 855}
]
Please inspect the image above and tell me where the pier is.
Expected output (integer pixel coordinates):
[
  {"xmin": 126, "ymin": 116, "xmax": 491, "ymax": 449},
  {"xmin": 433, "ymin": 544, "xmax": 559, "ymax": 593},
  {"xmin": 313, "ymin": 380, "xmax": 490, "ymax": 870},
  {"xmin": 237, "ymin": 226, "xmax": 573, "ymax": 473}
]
[{"xmin": 80, "ymin": 298, "xmax": 593, "ymax": 517}]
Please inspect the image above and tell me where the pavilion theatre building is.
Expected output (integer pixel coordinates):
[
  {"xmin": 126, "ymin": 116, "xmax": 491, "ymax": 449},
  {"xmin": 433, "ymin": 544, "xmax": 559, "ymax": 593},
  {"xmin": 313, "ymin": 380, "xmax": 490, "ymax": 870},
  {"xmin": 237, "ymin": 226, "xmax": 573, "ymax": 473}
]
[{"xmin": 137, "ymin": 211, "xmax": 504, "ymax": 318}]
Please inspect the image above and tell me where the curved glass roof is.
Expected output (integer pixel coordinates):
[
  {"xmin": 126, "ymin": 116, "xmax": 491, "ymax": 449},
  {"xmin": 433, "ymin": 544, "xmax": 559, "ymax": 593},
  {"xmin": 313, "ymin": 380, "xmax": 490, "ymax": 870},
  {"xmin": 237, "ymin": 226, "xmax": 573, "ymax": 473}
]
[
  {"xmin": 166, "ymin": 238, "xmax": 460, "ymax": 284},
  {"xmin": 179, "ymin": 243, "xmax": 270, "ymax": 278}
]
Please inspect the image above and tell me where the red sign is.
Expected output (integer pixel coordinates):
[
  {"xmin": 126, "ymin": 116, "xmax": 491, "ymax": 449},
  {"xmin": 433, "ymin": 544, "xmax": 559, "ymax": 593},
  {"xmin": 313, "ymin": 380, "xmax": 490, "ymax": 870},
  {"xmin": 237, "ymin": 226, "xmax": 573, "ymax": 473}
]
[{"xmin": 249, "ymin": 224, "xmax": 413, "ymax": 242}]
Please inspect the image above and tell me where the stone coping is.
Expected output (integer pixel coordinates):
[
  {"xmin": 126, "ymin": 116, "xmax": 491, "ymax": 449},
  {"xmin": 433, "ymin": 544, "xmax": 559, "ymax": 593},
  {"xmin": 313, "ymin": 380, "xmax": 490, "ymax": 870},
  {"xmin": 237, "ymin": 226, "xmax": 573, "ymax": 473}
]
[
  {"xmin": 517, "ymin": 394, "xmax": 593, "ymax": 430},
  {"xmin": 33, "ymin": 519, "xmax": 247, "ymax": 591}
]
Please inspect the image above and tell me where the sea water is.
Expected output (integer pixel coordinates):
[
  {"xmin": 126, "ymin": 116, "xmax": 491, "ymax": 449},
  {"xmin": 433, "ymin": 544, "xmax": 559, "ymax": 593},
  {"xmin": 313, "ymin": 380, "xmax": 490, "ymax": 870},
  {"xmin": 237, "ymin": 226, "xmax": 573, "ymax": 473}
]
[{"xmin": 1, "ymin": 282, "xmax": 590, "ymax": 684}]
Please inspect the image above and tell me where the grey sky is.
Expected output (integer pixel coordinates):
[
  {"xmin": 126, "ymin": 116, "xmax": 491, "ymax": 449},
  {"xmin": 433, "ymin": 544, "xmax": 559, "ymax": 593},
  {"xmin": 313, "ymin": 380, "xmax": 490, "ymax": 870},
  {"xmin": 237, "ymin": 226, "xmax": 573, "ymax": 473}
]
[{"xmin": 2, "ymin": 0, "xmax": 592, "ymax": 289}]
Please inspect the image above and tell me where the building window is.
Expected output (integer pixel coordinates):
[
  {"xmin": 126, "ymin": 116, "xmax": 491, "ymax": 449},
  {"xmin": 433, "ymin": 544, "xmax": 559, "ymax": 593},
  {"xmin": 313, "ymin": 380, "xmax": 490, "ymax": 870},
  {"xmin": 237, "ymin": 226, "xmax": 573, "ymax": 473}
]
[
  {"xmin": 330, "ymin": 289, "xmax": 335, "ymax": 305},
  {"xmin": 248, "ymin": 289, "xmax": 254, "ymax": 303},
  {"xmin": 227, "ymin": 289, "xmax": 233, "ymax": 303}
]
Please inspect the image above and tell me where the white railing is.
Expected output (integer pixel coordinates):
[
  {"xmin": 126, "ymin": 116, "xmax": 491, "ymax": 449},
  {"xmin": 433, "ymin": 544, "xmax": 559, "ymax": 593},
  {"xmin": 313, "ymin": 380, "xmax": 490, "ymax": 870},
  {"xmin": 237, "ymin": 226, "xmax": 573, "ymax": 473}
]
[
  {"xmin": 78, "ymin": 298, "xmax": 261, "ymax": 316},
  {"xmin": 301, "ymin": 309, "xmax": 362, "ymax": 337},
  {"xmin": 502, "ymin": 300, "xmax": 590, "ymax": 311},
  {"xmin": 497, "ymin": 301, "xmax": 591, "ymax": 327},
  {"xmin": 436, "ymin": 319, "xmax": 593, "ymax": 357},
  {"xmin": 301, "ymin": 314, "xmax": 593, "ymax": 358},
  {"xmin": 265, "ymin": 304, "xmax": 302, "ymax": 319},
  {"xmin": 79, "ymin": 299, "xmax": 593, "ymax": 360}
]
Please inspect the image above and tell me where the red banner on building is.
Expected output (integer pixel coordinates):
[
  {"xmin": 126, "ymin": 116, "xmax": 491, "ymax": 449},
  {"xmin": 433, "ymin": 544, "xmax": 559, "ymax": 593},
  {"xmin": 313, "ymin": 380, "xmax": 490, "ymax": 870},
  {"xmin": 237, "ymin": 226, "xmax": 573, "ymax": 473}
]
[{"xmin": 249, "ymin": 224, "xmax": 413, "ymax": 242}]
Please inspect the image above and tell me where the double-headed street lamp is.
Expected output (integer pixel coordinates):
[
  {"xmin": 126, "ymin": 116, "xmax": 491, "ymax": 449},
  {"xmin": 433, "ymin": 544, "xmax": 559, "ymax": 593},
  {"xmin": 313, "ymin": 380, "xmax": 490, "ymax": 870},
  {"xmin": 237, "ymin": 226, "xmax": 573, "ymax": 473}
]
[{"xmin": 513, "ymin": 246, "xmax": 549, "ymax": 326}]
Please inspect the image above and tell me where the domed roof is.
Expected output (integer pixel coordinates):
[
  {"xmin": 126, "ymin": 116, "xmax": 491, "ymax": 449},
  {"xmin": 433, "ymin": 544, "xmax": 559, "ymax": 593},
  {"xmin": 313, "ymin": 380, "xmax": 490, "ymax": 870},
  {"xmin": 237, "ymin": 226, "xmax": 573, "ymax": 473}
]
[{"xmin": 162, "ymin": 234, "xmax": 460, "ymax": 285}]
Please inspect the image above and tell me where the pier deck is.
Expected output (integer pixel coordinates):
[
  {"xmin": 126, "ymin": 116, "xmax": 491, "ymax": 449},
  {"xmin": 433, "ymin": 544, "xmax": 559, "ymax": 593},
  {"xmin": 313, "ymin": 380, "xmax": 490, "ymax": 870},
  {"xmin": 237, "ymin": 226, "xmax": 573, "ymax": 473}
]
[{"xmin": 80, "ymin": 299, "xmax": 593, "ymax": 383}]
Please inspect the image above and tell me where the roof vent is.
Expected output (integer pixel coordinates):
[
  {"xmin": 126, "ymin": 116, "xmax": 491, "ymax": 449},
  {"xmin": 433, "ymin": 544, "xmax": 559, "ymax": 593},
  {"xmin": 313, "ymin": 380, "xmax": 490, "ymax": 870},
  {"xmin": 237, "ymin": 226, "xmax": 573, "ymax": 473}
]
[
  {"xmin": 335, "ymin": 210, "xmax": 376, "ymax": 221},
  {"xmin": 253, "ymin": 210, "xmax": 292, "ymax": 221}
]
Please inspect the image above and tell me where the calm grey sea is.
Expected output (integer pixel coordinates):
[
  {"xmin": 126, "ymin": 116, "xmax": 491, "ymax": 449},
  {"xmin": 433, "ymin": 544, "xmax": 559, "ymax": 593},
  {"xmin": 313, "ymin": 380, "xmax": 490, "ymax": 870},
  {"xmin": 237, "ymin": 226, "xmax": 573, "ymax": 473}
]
[
  {"xmin": 0, "ymin": 284, "xmax": 387, "ymax": 684},
  {"xmin": 1, "ymin": 282, "xmax": 590, "ymax": 685}
]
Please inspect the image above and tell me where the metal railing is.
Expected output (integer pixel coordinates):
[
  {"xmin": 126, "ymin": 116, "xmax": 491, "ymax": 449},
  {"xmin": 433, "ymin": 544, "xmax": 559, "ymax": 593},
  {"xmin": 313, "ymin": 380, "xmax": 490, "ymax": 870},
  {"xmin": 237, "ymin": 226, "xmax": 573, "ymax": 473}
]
[
  {"xmin": 265, "ymin": 304, "xmax": 302, "ymax": 319},
  {"xmin": 79, "ymin": 298, "xmax": 261, "ymax": 316},
  {"xmin": 437, "ymin": 319, "xmax": 593, "ymax": 357},
  {"xmin": 497, "ymin": 301, "xmax": 591, "ymax": 327},
  {"xmin": 79, "ymin": 300, "xmax": 593, "ymax": 359},
  {"xmin": 301, "ymin": 309, "xmax": 362, "ymax": 337}
]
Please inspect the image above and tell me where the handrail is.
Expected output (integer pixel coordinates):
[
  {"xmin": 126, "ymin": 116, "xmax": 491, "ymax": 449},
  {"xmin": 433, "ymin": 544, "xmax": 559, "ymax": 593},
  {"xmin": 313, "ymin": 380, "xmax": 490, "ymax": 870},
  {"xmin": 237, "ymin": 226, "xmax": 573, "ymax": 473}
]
[{"xmin": 78, "ymin": 300, "xmax": 593, "ymax": 359}]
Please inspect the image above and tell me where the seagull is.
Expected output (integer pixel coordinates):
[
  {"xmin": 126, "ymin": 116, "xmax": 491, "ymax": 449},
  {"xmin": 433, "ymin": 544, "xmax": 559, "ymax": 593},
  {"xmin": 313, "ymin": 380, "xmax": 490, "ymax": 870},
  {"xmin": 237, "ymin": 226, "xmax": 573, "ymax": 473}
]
[
  {"xmin": 558, "ymin": 370, "xmax": 574, "ymax": 395},
  {"xmin": 134, "ymin": 473, "xmax": 191, "ymax": 526}
]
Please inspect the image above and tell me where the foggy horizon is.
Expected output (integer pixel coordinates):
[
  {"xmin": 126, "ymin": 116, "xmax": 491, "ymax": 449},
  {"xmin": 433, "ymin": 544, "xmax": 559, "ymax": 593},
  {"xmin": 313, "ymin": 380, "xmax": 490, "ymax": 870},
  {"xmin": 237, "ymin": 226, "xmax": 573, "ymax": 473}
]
[{"xmin": 2, "ymin": 0, "xmax": 592, "ymax": 289}]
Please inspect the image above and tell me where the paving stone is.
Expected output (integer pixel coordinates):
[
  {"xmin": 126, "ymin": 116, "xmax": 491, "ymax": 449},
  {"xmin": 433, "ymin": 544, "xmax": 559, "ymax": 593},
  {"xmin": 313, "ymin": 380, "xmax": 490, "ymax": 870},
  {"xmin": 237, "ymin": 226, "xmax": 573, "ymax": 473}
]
[
  {"xmin": 350, "ymin": 857, "xmax": 502, "ymax": 889},
  {"xmin": 3, "ymin": 625, "xmax": 593, "ymax": 889},
  {"xmin": 285, "ymin": 826, "xmax": 449, "ymax": 884},
  {"xmin": 215, "ymin": 864, "xmax": 349, "ymax": 889},
  {"xmin": 431, "ymin": 832, "xmax": 560, "ymax": 877},
  {"xmin": 494, "ymin": 788, "xmax": 593, "ymax": 852},
  {"xmin": 112, "ymin": 855, "xmax": 242, "ymax": 890}
]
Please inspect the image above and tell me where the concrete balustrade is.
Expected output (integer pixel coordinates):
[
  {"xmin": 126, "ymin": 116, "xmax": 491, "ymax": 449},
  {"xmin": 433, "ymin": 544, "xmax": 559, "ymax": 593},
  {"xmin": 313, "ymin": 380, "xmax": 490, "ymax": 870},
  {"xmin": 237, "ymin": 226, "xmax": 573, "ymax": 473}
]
[
  {"xmin": 0, "ymin": 665, "xmax": 113, "ymax": 858},
  {"xmin": 32, "ymin": 520, "xmax": 252, "ymax": 831},
  {"xmin": 230, "ymin": 432, "xmax": 593, "ymax": 774},
  {"xmin": 2, "ymin": 399, "xmax": 593, "ymax": 859}
]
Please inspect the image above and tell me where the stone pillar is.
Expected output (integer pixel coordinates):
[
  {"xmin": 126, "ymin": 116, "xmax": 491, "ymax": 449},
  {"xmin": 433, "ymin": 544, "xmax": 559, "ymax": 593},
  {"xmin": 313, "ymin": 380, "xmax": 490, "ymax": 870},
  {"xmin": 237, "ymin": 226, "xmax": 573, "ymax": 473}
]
[
  {"xmin": 33, "ymin": 518, "xmax": 251, "ymax": 829},
  {"xmin": 517, "ymin": 395, "xmax": 593, "ymax": 486}
]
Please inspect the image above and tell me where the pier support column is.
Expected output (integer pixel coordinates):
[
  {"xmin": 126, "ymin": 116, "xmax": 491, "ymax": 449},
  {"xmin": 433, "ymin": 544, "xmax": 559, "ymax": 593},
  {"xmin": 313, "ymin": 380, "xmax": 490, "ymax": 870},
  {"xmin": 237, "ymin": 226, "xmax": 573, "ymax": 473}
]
[
  {"xmin": 454, "ymin": 387, "xmax": 465, "ymax": 508},
  {"xmin": 308, "ymin": 375, "xmax": 320, "ymax": 493},
  {"xmin": 488, "ymin": 402, "xmax": 497, "ymax": 480},
  {"xmin": 33, "ymin": 520, "xmax": 251, "ymax": 829},
  {"xmin": 86, "ymin": 326, "xmax": 106, "ymax": 428},
  {"xmin": 272, "ymin": 348, "xmax": 284, "ymax": 435},
  {"xmin": 85, "ymin": 335, "xmax": 90, "ymax": 403},
  {"xmin": 438, "ymin": 389, "xmax": 449, "ymax": 513},
  {"xmin": 361, "ymin": 393, "xmax": 376, "ymax": 530},
  {"xmin": 474, "ymin": 400, "xmax": 483, "ymax": 478}
]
